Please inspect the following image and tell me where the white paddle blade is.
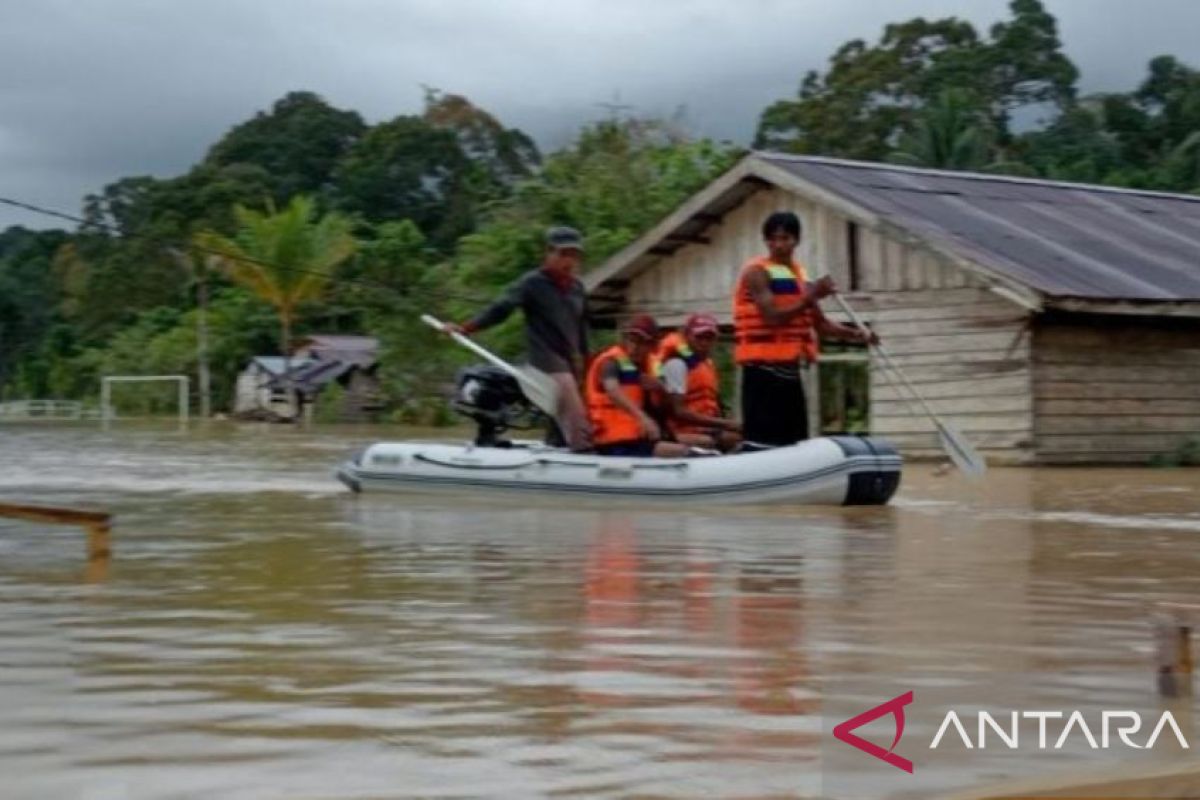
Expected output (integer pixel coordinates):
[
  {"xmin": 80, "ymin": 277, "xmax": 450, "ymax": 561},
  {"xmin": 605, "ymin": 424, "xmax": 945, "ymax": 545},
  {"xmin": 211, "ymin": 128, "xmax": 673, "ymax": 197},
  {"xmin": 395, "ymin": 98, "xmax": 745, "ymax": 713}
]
[
  {"xmin": 420, "ymin": 313, "xmax": 562, "ymax": 420},
  {"xmin": 937, "ymin": 421, "xmax": 987, "ymax": 477},
  {"xmin": 515, "ymin": 366, "xmax": 561, "ymax": 419}
]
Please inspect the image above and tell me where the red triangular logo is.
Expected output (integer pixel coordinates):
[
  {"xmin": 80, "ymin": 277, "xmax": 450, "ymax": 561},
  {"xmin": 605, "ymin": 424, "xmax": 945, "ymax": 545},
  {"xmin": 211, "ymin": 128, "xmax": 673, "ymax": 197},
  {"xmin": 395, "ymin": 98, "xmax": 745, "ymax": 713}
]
[{"xmin": 832, "ymin": 690, "xmax": 914, "ymax": 773}]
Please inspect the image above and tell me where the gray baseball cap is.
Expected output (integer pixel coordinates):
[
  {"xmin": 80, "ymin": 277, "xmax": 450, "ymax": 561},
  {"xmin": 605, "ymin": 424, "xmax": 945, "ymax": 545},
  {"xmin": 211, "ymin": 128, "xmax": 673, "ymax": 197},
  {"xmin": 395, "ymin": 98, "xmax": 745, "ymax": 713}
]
[{"xmin": 545, "ymin": 226, "xmax": 584, "ymax": 251}]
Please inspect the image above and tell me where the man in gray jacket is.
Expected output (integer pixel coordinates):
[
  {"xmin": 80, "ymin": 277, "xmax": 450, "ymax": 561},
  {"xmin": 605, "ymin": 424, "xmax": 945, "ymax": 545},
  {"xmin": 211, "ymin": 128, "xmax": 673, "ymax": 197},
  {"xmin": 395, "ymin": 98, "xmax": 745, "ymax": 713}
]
[{"xmin": 448, "ymin": 226, "xmax": 591, "ymax": 450}]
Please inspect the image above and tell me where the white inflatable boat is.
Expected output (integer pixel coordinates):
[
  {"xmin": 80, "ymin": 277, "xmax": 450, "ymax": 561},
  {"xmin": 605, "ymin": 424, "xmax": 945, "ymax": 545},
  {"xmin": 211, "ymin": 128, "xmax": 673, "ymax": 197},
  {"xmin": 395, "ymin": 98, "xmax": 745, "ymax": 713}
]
[{"xmin": 336, "ymin": 435, "xmax": 901, "ymax": 506}]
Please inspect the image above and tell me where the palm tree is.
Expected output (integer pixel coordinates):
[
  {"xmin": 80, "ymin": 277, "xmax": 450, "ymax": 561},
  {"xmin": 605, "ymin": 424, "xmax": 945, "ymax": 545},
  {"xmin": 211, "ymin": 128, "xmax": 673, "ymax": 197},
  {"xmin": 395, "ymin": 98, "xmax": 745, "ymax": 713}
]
[
  {"xmin": 889, "ymin": 89, "xmax": 996, "ymax": 170},
  {"xmin": 195, "ymin": 195, "xmax": 357, "ymax": 414}
]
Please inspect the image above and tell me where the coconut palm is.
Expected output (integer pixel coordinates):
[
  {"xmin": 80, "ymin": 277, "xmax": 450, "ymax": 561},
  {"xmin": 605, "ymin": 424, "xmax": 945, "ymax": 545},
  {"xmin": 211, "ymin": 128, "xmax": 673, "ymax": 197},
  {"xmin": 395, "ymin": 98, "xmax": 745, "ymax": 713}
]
[
  {"xmin": 889, "ymin": 89, "xmax": 996, "ymax": 170},
  {"xmin": 195, "ymin": 195, "xmax": 357, "ymax": 407}
]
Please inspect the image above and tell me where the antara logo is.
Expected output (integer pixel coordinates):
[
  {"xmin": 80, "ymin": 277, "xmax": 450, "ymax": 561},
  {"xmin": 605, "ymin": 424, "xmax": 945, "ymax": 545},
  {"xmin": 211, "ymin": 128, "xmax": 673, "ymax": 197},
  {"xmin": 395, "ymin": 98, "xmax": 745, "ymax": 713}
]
[
  {"xmin": 930, "ymin": 710, "xmax": 1191, "ymax": 751},
  {"xmin": 833, "ymin": 691, "xmax": 914, "ymax": 773},
  {"xmin": 834, "ymin": 691, "xmax": 1191, "ymax": 775}
]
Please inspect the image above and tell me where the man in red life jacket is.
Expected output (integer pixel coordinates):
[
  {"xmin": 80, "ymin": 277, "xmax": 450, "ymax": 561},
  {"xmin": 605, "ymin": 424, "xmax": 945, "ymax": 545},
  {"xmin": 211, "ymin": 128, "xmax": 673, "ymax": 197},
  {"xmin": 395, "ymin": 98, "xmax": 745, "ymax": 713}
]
[
  {"xmin": 733, "ymin": 211, "xmax": 878, "ymax": 446},
  {"xmin": 655, "ymin": 313, "xmax": 742, "ymax": 452},
  {"xmin": 586, "ymin": 314, "xmax": 690, "ymax": 458}
]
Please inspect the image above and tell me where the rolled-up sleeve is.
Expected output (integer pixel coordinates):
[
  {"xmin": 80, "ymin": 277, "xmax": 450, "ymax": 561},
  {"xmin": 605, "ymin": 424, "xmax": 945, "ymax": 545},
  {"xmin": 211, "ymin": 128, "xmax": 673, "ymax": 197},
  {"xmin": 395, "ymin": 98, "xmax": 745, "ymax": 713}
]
[{"xmin": 661, "ymin": 358, "xmax": 689, "ymax": 395}]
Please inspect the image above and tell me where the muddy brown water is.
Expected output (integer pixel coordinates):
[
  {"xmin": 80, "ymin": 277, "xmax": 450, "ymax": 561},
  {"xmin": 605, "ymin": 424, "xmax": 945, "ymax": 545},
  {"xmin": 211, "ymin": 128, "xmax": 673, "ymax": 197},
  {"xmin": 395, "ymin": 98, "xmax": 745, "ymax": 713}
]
[{"xmin": 1, "ymin": 422, "xmax": 1198, "ymax": 799}]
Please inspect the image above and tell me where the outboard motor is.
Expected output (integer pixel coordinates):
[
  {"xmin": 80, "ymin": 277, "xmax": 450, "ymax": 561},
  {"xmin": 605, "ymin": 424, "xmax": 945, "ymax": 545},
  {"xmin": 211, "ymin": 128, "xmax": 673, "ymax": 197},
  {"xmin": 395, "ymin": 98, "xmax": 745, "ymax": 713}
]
[{"xmin": 453, "ymin": 365, "xmax": 544, "ymax": 447}]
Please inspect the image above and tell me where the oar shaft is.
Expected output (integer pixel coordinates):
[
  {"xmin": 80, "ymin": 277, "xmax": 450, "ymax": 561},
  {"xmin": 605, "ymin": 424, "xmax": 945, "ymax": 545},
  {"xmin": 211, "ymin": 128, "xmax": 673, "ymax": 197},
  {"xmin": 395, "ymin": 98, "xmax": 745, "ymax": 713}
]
[
  {"xmin": 831, "ymin": 295, "xmax": 943, "ymax": 425},
  {"xmin": 420, "ymin": 314, "xmax": 521, "ymax": 379}
]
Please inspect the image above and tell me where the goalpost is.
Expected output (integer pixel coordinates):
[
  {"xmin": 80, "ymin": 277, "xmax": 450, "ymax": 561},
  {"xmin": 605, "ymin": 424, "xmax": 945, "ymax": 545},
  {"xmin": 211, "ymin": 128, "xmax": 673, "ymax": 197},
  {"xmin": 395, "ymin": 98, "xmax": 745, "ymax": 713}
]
[{"xmin": 100, "ymin": 375, "xmax": 190, "ymax": 423}]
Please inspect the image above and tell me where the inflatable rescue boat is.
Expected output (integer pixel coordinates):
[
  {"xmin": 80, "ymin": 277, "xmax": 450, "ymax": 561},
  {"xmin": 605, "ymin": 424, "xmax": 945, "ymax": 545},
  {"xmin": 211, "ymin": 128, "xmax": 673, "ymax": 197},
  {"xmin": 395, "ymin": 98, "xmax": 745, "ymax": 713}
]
[
  {"xmin": 334, "ymin": 364, "xmax": 901, "ymax": 506},
  {"xmin": 337, "ymin": 435, "xmax": 900, "ymax": 505}
]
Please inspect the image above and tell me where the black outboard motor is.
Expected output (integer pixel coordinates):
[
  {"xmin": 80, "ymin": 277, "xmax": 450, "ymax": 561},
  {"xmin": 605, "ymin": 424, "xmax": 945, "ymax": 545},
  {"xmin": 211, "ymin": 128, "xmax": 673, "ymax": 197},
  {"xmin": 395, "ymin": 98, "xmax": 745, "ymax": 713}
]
[{"xmin": 452, "ymin": 365, "xmax": 544, "ymax": 447}]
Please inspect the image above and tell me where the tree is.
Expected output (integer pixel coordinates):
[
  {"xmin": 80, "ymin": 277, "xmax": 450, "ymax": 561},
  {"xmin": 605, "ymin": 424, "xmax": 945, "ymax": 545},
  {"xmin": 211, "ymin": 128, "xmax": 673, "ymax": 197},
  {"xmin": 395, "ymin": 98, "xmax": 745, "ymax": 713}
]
[
  {"xmin": 205, "ymin": 91, "xmax": 366, "ymax": 201},
  {"xmin": 1017, "ymin": 100, "xmax": 1123, "ymax": 183},
  {"xmin": 983, "ymin": 0, "xmax": 1078, "ymax": 134},
  {"xmin": 195, "ymin": 196, "xmax": 357, "ymax": 387},
  {"xmin": 888, "ymin": 89, "xmax": 996, "ymax": 169},
  {"xmin": 422, "ymin": 89, "xmax": 540, "ymax": 195},
  {"xmin": 331, "ymin": 115, "xmax": 471, "ymax": 247},
  {"xmin": 755, "ymin": 0, "xmax": 1077, "ymax": 157},
  {"xmin": 0, "ymin": 227, "xmax": 68, "ymax": 394}
]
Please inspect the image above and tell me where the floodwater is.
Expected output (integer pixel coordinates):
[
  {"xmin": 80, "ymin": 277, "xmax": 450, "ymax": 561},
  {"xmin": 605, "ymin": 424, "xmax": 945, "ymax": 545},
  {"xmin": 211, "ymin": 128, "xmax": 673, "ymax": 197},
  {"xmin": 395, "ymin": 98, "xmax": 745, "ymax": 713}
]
[{"xmin": 1, "ymin": 422, "xmax": 1199, "ymax": 799}]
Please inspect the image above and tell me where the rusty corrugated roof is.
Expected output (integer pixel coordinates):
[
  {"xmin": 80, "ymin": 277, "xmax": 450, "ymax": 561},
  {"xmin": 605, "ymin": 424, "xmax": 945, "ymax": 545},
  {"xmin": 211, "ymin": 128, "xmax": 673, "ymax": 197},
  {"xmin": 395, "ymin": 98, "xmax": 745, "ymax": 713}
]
[{"xmin": 761, "ymin": 153, "xmax": 1200, "ymax": 301}]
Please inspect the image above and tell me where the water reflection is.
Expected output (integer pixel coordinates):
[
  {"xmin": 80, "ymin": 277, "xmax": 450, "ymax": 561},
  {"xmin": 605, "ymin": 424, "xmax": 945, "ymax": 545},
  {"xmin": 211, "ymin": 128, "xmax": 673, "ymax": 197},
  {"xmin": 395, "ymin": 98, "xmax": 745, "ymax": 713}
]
[{"xmin": 1, "ymin": 423, "xmax": 1200, "ymax": 797}]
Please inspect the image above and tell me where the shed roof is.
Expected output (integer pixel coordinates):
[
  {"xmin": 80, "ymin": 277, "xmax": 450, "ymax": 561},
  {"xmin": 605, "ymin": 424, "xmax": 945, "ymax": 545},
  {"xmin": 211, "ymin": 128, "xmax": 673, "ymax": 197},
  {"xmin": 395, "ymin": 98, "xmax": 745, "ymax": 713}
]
[{"xmin": 586, "ymin": 152, "xmax": 1200, "ymax": 306}]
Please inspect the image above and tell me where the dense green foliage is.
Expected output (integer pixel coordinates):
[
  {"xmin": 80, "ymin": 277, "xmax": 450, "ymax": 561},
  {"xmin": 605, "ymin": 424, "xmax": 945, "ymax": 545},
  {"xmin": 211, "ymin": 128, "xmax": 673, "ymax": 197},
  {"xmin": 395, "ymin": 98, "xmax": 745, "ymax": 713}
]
[
  {"xmin": 3, "ymin": 0, "xmax": 1199, "ymax": 418},
  {"xmin": 757, "ymin": 0, "xmax": 1200, "ymax": 190}
]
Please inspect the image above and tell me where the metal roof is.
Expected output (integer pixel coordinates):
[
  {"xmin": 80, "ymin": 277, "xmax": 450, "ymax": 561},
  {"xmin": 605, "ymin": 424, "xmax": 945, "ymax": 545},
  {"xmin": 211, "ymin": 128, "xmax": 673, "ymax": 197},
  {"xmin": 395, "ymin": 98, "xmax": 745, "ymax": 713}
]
[
  {"xmin": 759, "ymin": 153, "xmax": 1200, "ymax": 301},
  {"xmin": 293, "ymin": 335, "xmax": 378, "ymax": 355},
  {"xmin": 586, "ymin": 153, "xmax": 1200, "ymax": 305},
  {"xmin": 250, "ymin": 356, "xmax": 315, "ymax": 376}
]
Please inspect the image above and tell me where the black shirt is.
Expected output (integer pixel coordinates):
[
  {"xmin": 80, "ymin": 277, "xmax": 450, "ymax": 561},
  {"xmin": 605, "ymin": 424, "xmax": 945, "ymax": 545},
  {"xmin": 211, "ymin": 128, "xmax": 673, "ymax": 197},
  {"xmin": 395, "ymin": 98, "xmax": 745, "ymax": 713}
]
[{"xmin": 467, "ymin": 268, "xmax": 589, "ymax": 375}]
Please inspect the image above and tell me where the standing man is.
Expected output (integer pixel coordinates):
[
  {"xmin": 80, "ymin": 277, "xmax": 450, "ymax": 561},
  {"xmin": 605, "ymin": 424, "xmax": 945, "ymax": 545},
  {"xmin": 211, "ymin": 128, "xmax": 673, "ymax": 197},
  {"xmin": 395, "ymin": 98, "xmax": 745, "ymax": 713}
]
[
  {"xmin": 732, "ymin": 211, "xmax": 877, "ymax": 446},
  {"xmin": 449, "ymin": 226, "xmax": 591, "ymax": 451}
]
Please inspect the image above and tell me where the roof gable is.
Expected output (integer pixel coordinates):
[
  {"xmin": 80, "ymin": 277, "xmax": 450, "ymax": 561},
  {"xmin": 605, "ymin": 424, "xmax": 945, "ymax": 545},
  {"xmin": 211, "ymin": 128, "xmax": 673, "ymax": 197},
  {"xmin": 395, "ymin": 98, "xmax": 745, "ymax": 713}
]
[{"xmin": 587, "ymin": 152, "xmax": 1200, "ymax": 304}]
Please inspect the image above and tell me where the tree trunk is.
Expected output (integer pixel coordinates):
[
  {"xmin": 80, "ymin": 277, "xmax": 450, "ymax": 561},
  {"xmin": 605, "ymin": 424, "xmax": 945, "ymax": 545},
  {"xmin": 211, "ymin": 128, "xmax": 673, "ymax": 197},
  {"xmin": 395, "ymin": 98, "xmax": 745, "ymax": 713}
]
[
  {"xmin": 281, "ymin": 310, "xmax": 295, "ymax": 422},
  {"xmin": 197, "ymin": 258, "xmax": 212, "ymax": 419}
]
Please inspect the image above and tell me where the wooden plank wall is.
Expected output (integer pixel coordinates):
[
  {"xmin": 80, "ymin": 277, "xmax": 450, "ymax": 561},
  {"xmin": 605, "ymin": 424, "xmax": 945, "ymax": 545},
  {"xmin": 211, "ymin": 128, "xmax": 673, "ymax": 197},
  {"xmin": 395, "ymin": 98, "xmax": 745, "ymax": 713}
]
[
  {"xmin": 866, "ymin": 289, "xmax": 1035, "ymax": 463},
  {"xmin": 621, "ymin": 184, "xmax": 1037, "ymax": 462},
  {"xmin": 626, "ymin": 187, "xmax": 851, "ymax": 324},
  {"xmin": 1033, "ymin": 317, "xmax": 1200, "ymax": 464}
]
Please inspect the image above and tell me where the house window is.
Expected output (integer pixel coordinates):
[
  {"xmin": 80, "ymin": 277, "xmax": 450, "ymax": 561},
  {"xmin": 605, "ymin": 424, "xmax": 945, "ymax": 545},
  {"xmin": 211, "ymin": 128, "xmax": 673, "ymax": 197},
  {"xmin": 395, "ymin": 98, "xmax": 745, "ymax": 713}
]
[
  {"xmin": 846, "ymin": 221, "xmax": 861, "ymax": 292},
  {"xmin": 817, "ymin": 343, "xmax": 870, "ymax": 435}
]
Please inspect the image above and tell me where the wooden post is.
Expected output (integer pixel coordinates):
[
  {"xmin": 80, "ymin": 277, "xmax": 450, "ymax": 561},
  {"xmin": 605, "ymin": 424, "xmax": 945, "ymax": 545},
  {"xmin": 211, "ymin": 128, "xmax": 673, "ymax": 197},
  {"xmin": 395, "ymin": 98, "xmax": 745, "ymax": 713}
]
[
  {"xmin": 0, "ymin": 502, "xmax": 113, "ymax": 566},
  {"xmin": 1154, "ymin": 604, "xmax": 1195, "ymax": 698}
]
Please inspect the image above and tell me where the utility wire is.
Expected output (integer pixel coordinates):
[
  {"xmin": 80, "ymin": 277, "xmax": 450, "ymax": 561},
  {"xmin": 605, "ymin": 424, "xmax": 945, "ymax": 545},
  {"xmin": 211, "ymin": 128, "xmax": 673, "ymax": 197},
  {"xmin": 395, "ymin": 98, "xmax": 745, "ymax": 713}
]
[
  {"xmin": 0, "ymin": 194, "xmax": 640, "ymax": 322},
  {"xmin": 0, "ymin": 194, "xmax": 495, "ymax": 307}
]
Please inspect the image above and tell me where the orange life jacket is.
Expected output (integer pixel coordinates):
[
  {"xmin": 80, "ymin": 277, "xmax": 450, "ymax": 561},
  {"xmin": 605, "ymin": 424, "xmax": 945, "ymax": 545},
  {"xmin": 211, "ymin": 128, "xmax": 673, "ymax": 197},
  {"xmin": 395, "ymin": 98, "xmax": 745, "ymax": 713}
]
[
  {"xmin": 655, "ymin": 331, "xmax": 720, "ymax": 434},
  {"xmin": 732, "ymin": 256, "xmax": 819, "ymax": 365},
  {"xmin": 585, "ymin": 344, "xmax": 646, "ymax": 446}
]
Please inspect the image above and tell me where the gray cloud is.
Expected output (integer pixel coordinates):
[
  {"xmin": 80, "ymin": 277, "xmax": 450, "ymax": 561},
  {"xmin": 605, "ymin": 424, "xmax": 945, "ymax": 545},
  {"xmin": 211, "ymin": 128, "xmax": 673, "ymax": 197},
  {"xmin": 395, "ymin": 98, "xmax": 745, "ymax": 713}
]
[{"xmin": 3, "ymin": 0, "xmax": 1199, "ymax": 229}]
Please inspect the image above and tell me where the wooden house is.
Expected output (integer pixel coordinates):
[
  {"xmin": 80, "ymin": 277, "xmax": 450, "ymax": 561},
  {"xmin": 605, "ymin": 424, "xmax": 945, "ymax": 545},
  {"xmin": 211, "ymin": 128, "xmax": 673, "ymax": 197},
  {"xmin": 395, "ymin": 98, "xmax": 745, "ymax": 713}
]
[
  {"xmin": 233, "ymin": 336, "xmax": 382, "ymax": 422},
  {"xmin": 584, "ymin": 153, "xmax": 1200, "ymax": 464}
]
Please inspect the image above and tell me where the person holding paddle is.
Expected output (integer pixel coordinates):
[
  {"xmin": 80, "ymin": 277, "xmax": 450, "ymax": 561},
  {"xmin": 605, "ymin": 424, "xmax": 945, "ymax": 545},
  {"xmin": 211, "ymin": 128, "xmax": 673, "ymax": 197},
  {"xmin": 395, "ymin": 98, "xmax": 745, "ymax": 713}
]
[
  {"xmin": 733, "ymin": 211, "xmax": 878, "ymax": 446},
  {"xmin": 447, "ymin": 226, "xmax": 591, "ymax": 451}
]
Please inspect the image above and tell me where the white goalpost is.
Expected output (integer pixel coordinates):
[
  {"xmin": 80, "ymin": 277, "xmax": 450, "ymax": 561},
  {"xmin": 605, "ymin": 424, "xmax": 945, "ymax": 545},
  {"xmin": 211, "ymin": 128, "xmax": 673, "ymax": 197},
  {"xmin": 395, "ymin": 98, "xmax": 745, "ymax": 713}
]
[{"xmin": 101, "ymin": 375, "xmax": 190, "ymax": 423}]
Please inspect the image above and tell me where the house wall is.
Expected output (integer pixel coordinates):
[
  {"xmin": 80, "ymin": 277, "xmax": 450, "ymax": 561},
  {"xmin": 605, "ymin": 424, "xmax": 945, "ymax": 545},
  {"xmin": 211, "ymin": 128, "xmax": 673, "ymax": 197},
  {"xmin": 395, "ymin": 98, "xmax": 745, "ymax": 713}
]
[
  {"xmin": 619, "ymin": 185, "xmax": 1036, "ymax": 462},
  {"xmin": 233, "ymin": 364, "xmax": 298, "ymax": 419},
  {"xmin": 623, "ymin": 186, "xmax": 978, "ymax": 324},
  {"xmin": 339, "ymin": 370, "xmax": 384, "ymax": 422},
  {"xmin": 1032, "ymin": 315, "xmax": 1200, "ymax": 464},
  {"xmin": 865, "ymin": 289, "xmax": 1035, "ymax": 463}
]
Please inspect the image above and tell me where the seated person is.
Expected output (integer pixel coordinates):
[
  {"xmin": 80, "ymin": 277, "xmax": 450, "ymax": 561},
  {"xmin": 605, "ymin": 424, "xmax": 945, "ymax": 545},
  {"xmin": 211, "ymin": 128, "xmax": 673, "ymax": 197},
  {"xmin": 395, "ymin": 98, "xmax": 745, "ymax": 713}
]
[
  {"xmin": 586, "ymin": 314, "xmax": 690, "ymax": 458},
  {"xmin": 656, "ymin": 313, "xmax": 742, "ymax": 452}
]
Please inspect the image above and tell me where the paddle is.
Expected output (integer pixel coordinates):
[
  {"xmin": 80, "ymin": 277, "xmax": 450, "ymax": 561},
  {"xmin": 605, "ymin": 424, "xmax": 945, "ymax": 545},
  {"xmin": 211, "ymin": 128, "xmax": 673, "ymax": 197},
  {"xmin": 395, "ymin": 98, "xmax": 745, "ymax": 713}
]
[
  {"xmin": 830, "ymin": 294, "xmax": 987, "ymax": 477},
  {"xmin": 420, "ymin": 314, "xmax": 562, "ymax": 422}
]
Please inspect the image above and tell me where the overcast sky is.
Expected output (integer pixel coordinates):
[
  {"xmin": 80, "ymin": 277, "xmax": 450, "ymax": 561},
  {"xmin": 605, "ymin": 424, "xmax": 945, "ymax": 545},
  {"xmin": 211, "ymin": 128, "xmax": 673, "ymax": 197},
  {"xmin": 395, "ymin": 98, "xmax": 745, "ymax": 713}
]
[{"xmin": 3, "ymin": 0, "xmax": 1199, "ymax": 230}]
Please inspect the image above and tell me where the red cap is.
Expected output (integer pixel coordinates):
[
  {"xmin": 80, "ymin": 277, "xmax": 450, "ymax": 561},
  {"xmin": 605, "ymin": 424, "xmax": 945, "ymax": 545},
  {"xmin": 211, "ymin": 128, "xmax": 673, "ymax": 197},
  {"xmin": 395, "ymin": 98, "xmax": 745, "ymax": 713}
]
[
  {"xmin": 622, "ymin": 313, "xmax": 659, "ymax": 341},
  {"xmin": 684, "ymin": 312, "xmax": 719, "ymax": 336}
]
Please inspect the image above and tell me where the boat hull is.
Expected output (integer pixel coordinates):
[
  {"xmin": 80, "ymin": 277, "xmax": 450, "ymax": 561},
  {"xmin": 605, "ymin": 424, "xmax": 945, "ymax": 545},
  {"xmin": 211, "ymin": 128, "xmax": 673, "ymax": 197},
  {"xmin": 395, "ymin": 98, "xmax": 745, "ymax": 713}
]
[{"xmin": 336, "ymin": 436, "xmax": 901, "ymax": 506}]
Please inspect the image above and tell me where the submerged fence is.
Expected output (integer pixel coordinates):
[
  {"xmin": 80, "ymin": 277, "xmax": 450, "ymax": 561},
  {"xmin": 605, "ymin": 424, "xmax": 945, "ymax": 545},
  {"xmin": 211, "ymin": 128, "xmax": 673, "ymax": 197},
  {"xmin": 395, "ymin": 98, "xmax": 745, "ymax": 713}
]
[{"xmin": 0, "ymin": 400, "xmax": 103, "ymax": 421}]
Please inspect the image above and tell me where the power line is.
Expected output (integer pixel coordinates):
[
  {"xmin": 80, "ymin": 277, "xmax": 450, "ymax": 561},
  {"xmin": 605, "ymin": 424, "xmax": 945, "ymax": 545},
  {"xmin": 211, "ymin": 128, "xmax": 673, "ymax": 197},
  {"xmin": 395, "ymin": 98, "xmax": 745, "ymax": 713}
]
[
  {"xmin": 0, "ymin": 194, "xmax": 640, "ymax": 322},
  {"xmin": 0, "ymin": 194, "xmax": 494, "ymax": 307}
]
